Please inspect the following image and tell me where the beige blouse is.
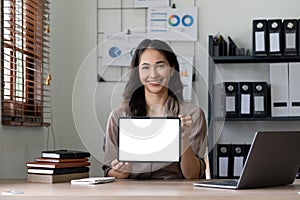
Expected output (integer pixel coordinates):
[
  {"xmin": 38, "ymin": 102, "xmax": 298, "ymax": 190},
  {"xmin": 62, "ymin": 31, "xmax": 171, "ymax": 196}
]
[{"xmin": 102, "ymin": 96, "xmax": 207, "ymax": 179}]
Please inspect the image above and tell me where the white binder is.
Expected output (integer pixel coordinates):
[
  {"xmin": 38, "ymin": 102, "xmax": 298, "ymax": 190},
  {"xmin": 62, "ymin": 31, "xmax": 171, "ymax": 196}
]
[
  {"xmin": 270, "ymin": 63, "xmax": 289, "ymax": 116},
  {"xmin": 289, "ymin": 63, "xmax": 300, "ymax": 116}
]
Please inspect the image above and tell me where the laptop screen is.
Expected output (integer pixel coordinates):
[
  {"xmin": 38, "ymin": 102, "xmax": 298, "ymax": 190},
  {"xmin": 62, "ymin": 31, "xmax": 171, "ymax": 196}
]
[{"xmin": 118, "ymin": 117, "xmax": 181, "ymax": 162}]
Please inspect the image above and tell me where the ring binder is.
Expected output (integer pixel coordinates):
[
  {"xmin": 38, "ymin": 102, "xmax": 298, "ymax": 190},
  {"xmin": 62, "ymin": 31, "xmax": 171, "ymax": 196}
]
[
  {"xmin": 252, "ymin": 82, "xmax": 269, "ymax": 117},
  {"xmin": 253, "ymin": 19, "xmax": 268, "ymax": 56},
  {"xmin": 238, "ymin": 82, "xmax": 253, "ymax": 117},
  {"xmin": 268, "ymin": 19, "xmax": 282, "ymax": 56},
  {"xmin": 232, "ymin": 144, "xmax": 245, "ymax": 178},
  {"xmin": 283, "ymin": 19, "xmax": 298, "ymax": 55},
  {"xmin": 224, "ymin": 82, "xmax": 238, "ymax": 118},
  {"xmin": 217, "ymin": 144, "xmax": 232, "ymax": 178}
]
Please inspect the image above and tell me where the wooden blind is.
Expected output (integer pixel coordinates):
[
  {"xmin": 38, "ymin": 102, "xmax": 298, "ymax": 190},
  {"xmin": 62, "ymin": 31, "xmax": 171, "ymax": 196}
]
[{"xmin": 1, "ymin": 0, "xmax": 51, "ymax": 126}]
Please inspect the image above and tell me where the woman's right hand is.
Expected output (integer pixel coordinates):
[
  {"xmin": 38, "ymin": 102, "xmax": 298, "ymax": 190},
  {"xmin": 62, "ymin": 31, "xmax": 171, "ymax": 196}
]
[{"xmin": 108, "ymin": 159, "xmax": 132, "ymax": 179}]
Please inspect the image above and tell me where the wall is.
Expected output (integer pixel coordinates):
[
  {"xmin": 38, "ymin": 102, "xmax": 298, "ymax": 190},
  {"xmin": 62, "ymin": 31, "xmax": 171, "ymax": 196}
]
[{"xmin": 1, "ymin": 0, "xmax": 300, "ymax": 179}]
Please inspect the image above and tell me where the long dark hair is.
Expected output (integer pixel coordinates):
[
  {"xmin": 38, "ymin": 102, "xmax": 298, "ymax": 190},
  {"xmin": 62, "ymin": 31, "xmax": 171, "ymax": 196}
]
[{"xmin": 122, "ymin": 39, "xmax": 183, "ymax": 116}]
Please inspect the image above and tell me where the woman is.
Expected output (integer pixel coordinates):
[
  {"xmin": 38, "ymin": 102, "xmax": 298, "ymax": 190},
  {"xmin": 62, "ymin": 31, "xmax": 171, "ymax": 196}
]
[{"xmin": 102, "ymin": 39, "xmax": 207, "ymax": 179}]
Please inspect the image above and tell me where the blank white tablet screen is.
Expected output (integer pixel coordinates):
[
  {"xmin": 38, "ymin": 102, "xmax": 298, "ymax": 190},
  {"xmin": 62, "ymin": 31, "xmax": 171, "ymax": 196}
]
[{"xmin": 118, "ymin": 117, "xmax": 180, "ymax": 162}]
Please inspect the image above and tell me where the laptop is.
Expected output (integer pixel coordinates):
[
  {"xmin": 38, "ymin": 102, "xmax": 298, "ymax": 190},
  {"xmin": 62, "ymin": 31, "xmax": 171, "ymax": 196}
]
[
  {"xmin": 193, "ymin": 131, "xmax": 300, "ymax": 189},
  {"xmin": 118, "ymin": 117, "xmax": 181, "ymax": 162}
]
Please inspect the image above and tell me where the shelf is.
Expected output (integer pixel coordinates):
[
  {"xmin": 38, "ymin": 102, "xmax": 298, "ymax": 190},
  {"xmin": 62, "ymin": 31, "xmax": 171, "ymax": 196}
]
[
  {"xmin": 213, "ymin": 116, "xmax": 300, "ymax": 121},
  {"xmin": 211, "ymin": 56, "xmax": 300, "ymax": 64}
]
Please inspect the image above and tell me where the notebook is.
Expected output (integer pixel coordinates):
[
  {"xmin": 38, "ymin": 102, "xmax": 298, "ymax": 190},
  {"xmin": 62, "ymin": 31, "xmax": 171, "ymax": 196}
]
[
  {"xmin": 193, "ymin": 131, "xmax": 300, "ymax": 189},
  {"xmin": 118, "ymin": 117, "xmax": 181, "ymax": 162}
]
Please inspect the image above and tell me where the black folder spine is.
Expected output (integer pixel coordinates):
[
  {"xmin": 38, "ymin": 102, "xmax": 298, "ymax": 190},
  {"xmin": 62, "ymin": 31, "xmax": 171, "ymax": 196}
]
[
  {"xmin": 253, "ymin": 19, "xmax": 269, "ymax": 56},
  {"xmin": 283, "ymin": 19, "xmax": 298, "ymax": 55},
  {"xmin": 268, "ymin": 19, "xmax": 283, "ymax": 56}
]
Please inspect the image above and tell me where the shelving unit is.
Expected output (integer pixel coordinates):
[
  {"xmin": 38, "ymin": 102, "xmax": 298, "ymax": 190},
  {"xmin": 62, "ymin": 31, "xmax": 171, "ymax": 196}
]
[{"xmin": 207, "ymin": 40, "xmax": 300, "ymax": 178}]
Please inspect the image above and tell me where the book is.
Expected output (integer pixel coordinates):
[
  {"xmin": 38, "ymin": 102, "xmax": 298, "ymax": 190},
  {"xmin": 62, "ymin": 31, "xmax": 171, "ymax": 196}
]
[
  {"xmin": 41, "ymin": 150, "xmax": 90, "ymax": 159},
  {"xmin": 27, "ymin": 166, "xmax": 90, "ymax": 175},
  {"xmin": 35, "ymin": 157, "xmax": 89, "ymax": 163},
  {"xmin": 27, "ymin": 172, "xmax": 89, "ymax": 183},
  {"xmin": 71, "ymin": 177, "xmax": 115, "ymax": 185},
  {"xmin": 26, "ymin": 161, "xmax": 90, "ymax": 169}
]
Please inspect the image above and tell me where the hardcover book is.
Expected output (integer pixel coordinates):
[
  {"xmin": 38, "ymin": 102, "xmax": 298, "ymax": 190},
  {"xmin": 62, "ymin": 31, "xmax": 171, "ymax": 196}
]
[
  {"xmin": 41, "ymin": 150, "xmax": 90, "ymax": 159},
  {"xmin": 27, "ymin": 166, "xmax": 90, "ymax": 175},
  {"xmin": 35, "ymin": 157, "xmax": 89, "ymax": 163},
  {"xmin": 27, "ymin": 172, "xmax": 89, "ymax": 183},
  {"xmin": 26, "ymin": 161, "xmax": 90, "ymax": 169}
]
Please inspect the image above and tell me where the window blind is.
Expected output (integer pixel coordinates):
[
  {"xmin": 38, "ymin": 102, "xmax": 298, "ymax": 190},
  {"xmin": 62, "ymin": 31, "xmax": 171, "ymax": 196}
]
[{"xmin": 1, "ymin": 0, "xmax": 51, "ymax": 126}]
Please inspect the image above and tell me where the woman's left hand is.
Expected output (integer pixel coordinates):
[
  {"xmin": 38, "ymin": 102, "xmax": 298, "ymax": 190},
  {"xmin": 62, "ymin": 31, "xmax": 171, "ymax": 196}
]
[{"xmin": 178, "ymin": 114, "xmax": 193, "ymax": 138}]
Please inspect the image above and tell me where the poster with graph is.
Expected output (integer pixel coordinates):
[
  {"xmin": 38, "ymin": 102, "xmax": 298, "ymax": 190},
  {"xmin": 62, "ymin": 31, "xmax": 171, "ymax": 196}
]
[
  {"xmin": 147, "ymin": 6, "xmax": 198, "ymax": 41},
  {"xmin": 102, "ymin": 33, "xmax": 146, "ymax": 66}
]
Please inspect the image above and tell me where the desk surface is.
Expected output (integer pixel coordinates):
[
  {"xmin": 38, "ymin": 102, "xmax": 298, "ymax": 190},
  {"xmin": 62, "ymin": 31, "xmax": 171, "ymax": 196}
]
[{"xmin": 0, "ymin": 179, "xmax": 300, "ymax": 200}]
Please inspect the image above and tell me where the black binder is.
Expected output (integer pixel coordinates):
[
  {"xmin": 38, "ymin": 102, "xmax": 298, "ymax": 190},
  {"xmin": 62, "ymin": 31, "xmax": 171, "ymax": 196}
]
[
  {"xmin": 224, "ymin": 82, "xmax": 238, "ymax": 118},
  {"xmin": 252, "ymin": 82, "xmax": 269, "ymax": 117},
  {"xmin": 253, "ymin": 19, "xmax": 268, "ymax": 56},
  {"xmin": 283, "ymin": 19, "xmax": 298, "ymax": 55},
  {"xmin": 231, "ymin": 144, "xmax": 246, "ymax": 178},
  {"xmin": 217, "ymin": 144, "xmax": 232, "ymax": 178},
  {"xmin": 268, "ymin": 19, "xmax": 282, "ymax": 56},
  {"xmin": 238, "ymin": 82, "xmax": 253, "ymax": 117}
]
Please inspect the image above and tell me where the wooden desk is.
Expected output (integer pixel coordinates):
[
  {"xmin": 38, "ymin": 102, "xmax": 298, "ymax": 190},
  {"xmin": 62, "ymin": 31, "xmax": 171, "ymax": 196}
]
[{"xmin": 0, "ymin": 179, "xmax": 300, "ymax": 200}]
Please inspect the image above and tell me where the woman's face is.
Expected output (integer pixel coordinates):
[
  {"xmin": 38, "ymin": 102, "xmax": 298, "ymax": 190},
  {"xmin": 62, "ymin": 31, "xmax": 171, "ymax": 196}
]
[{"xmin": 138, "ymin": 48, "xmax": 173, "ymax": 95}]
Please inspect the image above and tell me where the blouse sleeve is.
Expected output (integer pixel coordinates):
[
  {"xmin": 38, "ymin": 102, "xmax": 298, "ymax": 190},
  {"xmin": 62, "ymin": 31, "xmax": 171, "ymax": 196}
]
[
  {"xmin": 182, "ymin": 103, "xmax": 208, "ymax": 178},
  {"xmin": 102, "ymin": 109, "xmax": 120, "ymax": 176}
]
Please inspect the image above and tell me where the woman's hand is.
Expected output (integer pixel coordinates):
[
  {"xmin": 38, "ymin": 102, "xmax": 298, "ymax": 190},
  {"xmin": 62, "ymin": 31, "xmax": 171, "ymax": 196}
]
[
  {"xmin": 178, "ymin": 114, "xmax": 193, "ymax": 138},
  {"xmin": 178, "ymin": 114, "xmax": 193, "ymax": 153},
  {"xmin": 178, "ymin": 114, "xmax": 201, "ymax": 179},
  {"xmin": 108, "ymin": 159, "xmax": 132, "ymax": 179}
]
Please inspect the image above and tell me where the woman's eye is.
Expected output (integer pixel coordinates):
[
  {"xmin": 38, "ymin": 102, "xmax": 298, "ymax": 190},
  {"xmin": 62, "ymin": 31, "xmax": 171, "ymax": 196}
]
[
  {"xmin": 141, "ymin": 66, "xmax": 149, "ymax": 70},
  {"xmin": 156, "ymin": 64, "xmax": 166, "ymax": 69}
]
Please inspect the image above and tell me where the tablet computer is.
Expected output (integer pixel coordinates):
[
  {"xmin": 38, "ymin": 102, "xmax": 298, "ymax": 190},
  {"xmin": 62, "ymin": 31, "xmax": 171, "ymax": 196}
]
[{"xmin": 118, "ymin": 117, "xmax": 181, "ymax": 163}]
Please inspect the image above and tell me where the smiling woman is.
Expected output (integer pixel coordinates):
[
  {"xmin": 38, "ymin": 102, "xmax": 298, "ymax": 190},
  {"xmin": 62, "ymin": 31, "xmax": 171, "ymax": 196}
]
[{"xmin": 102, "ymin": 39, "xmax": 208, "ymax": 180}]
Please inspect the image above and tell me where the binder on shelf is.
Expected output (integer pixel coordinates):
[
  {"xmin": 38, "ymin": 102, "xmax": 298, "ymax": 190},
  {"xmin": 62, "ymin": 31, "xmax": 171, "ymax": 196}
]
[
  {"xmin": 217, "ymin": 144, "xmax": 232, "ymax": 178},
  {"xmin": 213, "ymin": 38, "xmax": 220, "ymax": 57},
  {"xmin": 231, "ymin": 144, "xmax": 246, "ymax": 178},
  {"xmin": 214, "ymin": 83, "xmax": 225, "ymax": 117},
  {"xmin": 210, "ymin": 34, "xmax": 227, "ymax": 57},
  {"xmin": 270, "ymin": 63, "xmax": 289, "ymax": 117},
  {"xmin": 253, "ymin": 19, "xmax": 268, "ymax": 56},
  {"xmin": 224, "ymin": 82, "xmax": 238, "ymax": 118},
  {"xmin": 283, "ymin": 19, "xmax": 298, "ymax": 55},
  {"xmin": 252, "ymin": 82, "xmax": 269, "ymax": 117},
  {"xmin": 238, "ymin": 82, "xmax": 253, "ymax": 117},
  {"xmin": 268, "ymin": 19, "xmax": 282, "ymax": 56},
  {"xmin": 228, "ymin": 36, "xmax": 237, "ymax": 56},
  {"xmin": 288, "ymin": 63, "xmax": 300, "ymax": 116},
  {"xmin": 217, "ymin": 35, "xmax": 227, "ymax": 56}
]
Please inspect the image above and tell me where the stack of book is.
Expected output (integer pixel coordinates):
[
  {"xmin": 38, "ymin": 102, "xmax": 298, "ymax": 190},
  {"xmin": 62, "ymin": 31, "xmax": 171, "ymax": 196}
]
[{"xmin": 26, "ymin": 150, "xmax": 91, "ymax": 183}]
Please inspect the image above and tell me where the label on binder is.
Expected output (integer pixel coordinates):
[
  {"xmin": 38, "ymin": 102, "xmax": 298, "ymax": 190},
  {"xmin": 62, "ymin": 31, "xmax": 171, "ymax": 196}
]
[{"xmin": 255, "ymin": 32, "xmax": 265, "ymax": 51}]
